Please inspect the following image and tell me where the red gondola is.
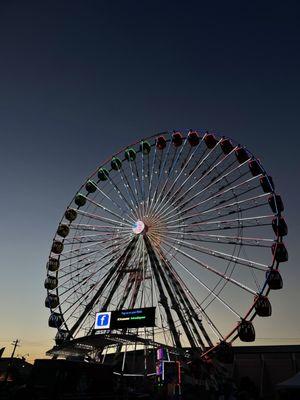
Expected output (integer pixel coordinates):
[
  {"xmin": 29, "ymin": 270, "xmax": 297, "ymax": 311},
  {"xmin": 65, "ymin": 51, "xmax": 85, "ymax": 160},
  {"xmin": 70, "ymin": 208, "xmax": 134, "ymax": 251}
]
[
  {"xmin": 266, "ymin": 269, "xmax": 283, "ymax": 290},
  {"xmin": 272, "ymin": 242, "xmax": 288, "ymax": 262},
  {"xmin": 220, "ymin": 138, "xmax": 234, "ymax": 154},
  {"xmin": 172, "ymin": 132, "xmax": 183, "ymax": 147},
  {"xmin": 254, "ymin": 295, "xmax": 272, "ymax": 317},
  {"xmin": 204, "ymin": 133, "xmax": 217, "ymax": 149},
  {"xmin": 187, "ymin": 130, "xmax": 200, "ymax": 146},
  {"xmin": 156, "ymin": 135, "xmax": 167, "ymax": 150},
  {"xmin": 272, "ymin": 217, "xmax": 288, "ymax": 236},
  {"xmin": 235, "ymin": 147, "xmax": 249, "ymax": 163},
  {"xmin": 238, "ymin": 320, "xmax": 255, "ymax": 342}
]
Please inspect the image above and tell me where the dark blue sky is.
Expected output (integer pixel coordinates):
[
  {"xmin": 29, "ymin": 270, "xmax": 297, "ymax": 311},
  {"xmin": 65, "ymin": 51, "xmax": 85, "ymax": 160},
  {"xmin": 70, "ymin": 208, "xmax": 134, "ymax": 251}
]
[{"xmin": 0, "ymin": 1, "xmax": 299, "ymax": 359}]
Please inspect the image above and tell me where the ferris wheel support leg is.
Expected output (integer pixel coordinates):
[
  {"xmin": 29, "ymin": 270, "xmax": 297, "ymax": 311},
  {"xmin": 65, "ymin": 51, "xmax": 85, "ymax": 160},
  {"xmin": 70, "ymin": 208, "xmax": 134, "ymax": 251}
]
[
  {"xmin": 115, "ymin": 270, "xmax": 144, "ymax": 356},
  {"xmin": 162, "ymin": 265, "xmax": 209, "ymax": 349},
  {"xmin": 159, "ymin": 254, "xmax": 213, "ymax": 349},
  {"xmin": 145, "ymin": 236, "xmax": 201, "ymax": 350},
  {"xmin": 144, "ymin": 236, "xmax": 182, "ymax": 349},
  {"xmin": 100, "ymin": 251, "xmax": 136, "ymax": 312}
]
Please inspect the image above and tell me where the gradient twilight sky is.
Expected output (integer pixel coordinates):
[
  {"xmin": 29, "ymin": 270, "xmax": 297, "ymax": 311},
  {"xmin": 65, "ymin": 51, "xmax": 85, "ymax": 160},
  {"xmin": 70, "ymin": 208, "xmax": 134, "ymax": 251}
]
[{"xmin": 0, "ymin": 1, "xmax": 300, "ymax": 362}]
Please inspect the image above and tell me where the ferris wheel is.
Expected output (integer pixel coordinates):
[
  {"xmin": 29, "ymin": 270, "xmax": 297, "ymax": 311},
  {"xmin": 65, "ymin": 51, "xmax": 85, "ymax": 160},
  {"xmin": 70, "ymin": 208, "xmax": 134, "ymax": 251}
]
[{"xmin": 45, "ymin": 130, "xmax": 288, "ymax": 361}]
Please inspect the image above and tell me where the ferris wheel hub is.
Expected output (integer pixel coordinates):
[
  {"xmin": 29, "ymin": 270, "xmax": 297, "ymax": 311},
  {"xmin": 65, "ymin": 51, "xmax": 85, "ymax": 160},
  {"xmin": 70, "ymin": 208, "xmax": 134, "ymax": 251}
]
[{"xmin": 132, "ymin": 220, "xmax": 147, "ymax": 235}]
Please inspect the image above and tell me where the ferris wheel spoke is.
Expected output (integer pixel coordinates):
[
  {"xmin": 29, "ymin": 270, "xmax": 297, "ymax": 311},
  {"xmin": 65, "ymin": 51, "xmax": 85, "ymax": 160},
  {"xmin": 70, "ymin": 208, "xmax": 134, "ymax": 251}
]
[
  {"xmin": 166, "ymin": 192, "xmax": 269, "ymax": 227},
  {"xmin": 167, "ymin": 230, "xmax": 274, "ymax": 248},
  {"xmin": 155, "ymin": 254, "xmax": 202, "ymax": 349},
  {"xmin": 175, "ymin": 174, "xmax": 262, "ymax": 217},
  {"xmin": 58, "ymin": 251, "xmax": 122, "ymax": 296},
  {"xmin": 169, "ymin": 147, "xmax": 239, "ymax": 208},
  {"xmin": 161, "ymin": 237, "xmax": 258, "ymax": 295},
  {"xmin": 200, "ymin": 207, "xmax": 272, "ymax": 229},
  {"xmin": 58, "ymin": 248, "xmax": 117, "ymax": 279},
  {"xmin": 152, "ymin": 138, "xmax": 224, "ymax": 217},
  {"xmin": 61, "ymin": 283, "xmax": 104, "ymax": 333},
  {"xmin": 61, "ymin": 287, "xmax": 95, "ymax": 320},
  {"xmin": 147, "ymin": 140, "xmax": 173, "ymax": 215},
  {"xmin": 159, "ymin": 242, "xmax": 242, "ymax": 319},
  {"xmin": 198, "ymin": 189, "xmax": 267, "ymax": 216},
  {"xmin": 58, "ymin": 271, "xmax": 105, "ymax": 302},
  {"xmin": 148, "ymin": 258, "xmax": 196, "ymax": 347},
  {"xmin": 92, "ymin": 180, "xmax": 136, "ymax": 222},
  {"xmin": 188, "ymin": 167, "xmax": 250, "ymax": 209},
  {"xmin": 63, "ymin": 235, "xmax": 125, "ymax": 247},
  {"xmin": 69, "ymin": 226, "xmax": 127, "ymax": 234},
  {"xmin": 171, "ymin": 154, "xmax": 245, "ymax": 212},
  {"xmin": 170, "ymin": 240, "xmax": 268, "ymax": 253},
  {"xmin": 167, "ymin": 214, "xmax": 275, "ymax": 233},
  {"xmin": 196, "ymin": 204, "xmax": 274, "ymax": 229},
  {"xmin": 144, "ymin": 235, "xmax": 182, "ymax": 348},
  {"xmin": 199, "ymin": 251, "xmax": 242, "ymax": 309},
  {"xmin": 114, "ymin": 170, "xmax": 140, "ymax": 218},
  {"xmin": 91, "ymin": 270, "xmax": 141, "ymax": 340},
  {"xmin": 150, "ymin": 271, "xmax": 174, "ymax": 347},
  {"xmin": 58, "ymin": 237, "xmax": 128, "ymax": 277},
  {"xmin": 140, "ymin": 152, "xmax": 146, "ymax": 216},
  {"xmin": 59, "ymin": 270, "xmax": 107, "ymax": 312},
  {"xmin": 59, "ymin": 237, "xmax": 130, "ymax": 269},
  {"xmin": 164, "ymin": 235, "xmax": 269, "ymax": 271},
  {"xmin": 58, "ymin": 247, "xmax": 106, "ymax": 264},
  {"xmin": 99, "ymin": 238, "xmax": 144, "ymax": 312},
  {"xmin": 159, "ymin": 254, "xmax": 223, "ymax": 343},
  {"xmin": 64, "ymin": 228, "xmax": 131, "ymax": 243},
  {"xmin": 59, "ymin": 236, "xmax": 124, "ymax": 257},
  {"xmin": 75, "ymin": 209, "xmax": 132, "ymax": 228},
  {"xmin": 193, "ymin": 165, "xmax": 250, "ymax": 204},
  {"xmin": 118, "ymin": 275, "xmax": 136, "ymax": 309},
  {"xmin": 135, "ymin": 241, "xmax": 150, "ymax": 309},
  {"xmin": 69, "ymin": 222, "xmax": 132, "ymax": 233},
  {"xmin": 165, "ymin": 172, "xmax": 253, "ymax": 217},
  {"xmin": 65, "ymin": 236, "xmax": 139, "ymax": 340},
  {"xmin": 144, "ymin": 153, "xmax": 152, "ymax": 215},
  {"xmin": 126, "ymin": 160, "xmax": 143, "ymax": 220},
  {"xmin": 150, "ymin": 137, "xmax": 204, "ymax": 216},
  {"xmin": 152, "ymin": 137, "xmax": 216, "ymax": 214},
  {"xmin": 133, "ymin": 159, "xmax": 145, "ymax": 212},
  {"xmin": 145, "ymin": 143, "xmax": 158, "ymax": 215},
  {"xmin": 147, "ymin": 151, "xmax": 175, "ymax": 215},
  {"xmin": 156, "ymin": 248, "xmax": 214, "ymax": 348},
  {"xmin": 154, "ymin": 151, "xmax": 246, "ymax": 220},
  {"xmin": 160, "ymin": 264, "xmax": 240, "ymax": 327},
  {"xmin": 84, "ymin": 196, "xmax": 133, "ymax": 226},
  {"xmin": 150, "ymin": 138, "xmax": 189, "ymax": 215},
  {"xmin": 104, "ymin": 172, "xmax": 139, "ymax": 220},
  {"xmin": 58, "ymin": 236, "xmax": 123, "ymax": 263},
  {"xmin": 117, "ymin": 248, "xmax": 145, "ymax": 310},
  {"xmin": 163, "ymin": 173, "xmax": 261, "ymax": 223},
  {"xmin": 91, "ymin": 239, "xmax": 143, "ymax": 320},
  {"xmin": 65, "ymin": 232, "xmax": 128, "ymax": 243},
  {"xmin": 139, "ymin": 240, "xmax": 149, "ymax": 308}
]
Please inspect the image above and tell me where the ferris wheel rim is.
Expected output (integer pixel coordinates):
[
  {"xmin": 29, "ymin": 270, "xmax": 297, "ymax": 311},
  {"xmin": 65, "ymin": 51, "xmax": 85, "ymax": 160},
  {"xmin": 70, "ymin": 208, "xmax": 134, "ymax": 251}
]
[{"xmin": 45, "ymin": 129, "xmax": 287, "ymax": 355}]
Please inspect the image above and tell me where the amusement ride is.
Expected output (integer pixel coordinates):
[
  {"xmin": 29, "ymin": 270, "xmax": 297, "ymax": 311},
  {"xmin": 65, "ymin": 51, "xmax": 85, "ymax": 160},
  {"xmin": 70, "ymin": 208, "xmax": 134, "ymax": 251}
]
[{"xmin": 44, "ymin": 130, "xmax": 288, "ymax": 380}]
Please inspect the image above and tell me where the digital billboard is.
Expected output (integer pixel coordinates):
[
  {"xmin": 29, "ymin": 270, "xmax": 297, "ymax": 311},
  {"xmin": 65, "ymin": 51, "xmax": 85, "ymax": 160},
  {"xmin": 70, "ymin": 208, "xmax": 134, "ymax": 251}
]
[{"xmin": 94, "ymin": 307, "xmax": 155, "ymax": 330}]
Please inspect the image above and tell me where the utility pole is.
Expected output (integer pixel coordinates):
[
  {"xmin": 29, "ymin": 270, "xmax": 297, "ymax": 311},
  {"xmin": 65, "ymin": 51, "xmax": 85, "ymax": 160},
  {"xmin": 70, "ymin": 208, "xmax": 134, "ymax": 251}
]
[
  {"xmin": 3, "ymin": 339, "xmax": 20, "ymax": 384},
  {"xmin": 10, "ymin": 339, "xmax": 20, "ymax": 359}
]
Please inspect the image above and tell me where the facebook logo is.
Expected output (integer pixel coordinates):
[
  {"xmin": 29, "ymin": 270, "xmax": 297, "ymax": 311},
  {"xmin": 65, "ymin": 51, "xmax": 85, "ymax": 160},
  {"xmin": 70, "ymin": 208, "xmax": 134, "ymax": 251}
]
[{"xmin": 94, "ymin": 312, "xmax": 111, "ymax": 330}]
